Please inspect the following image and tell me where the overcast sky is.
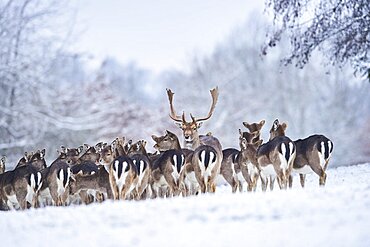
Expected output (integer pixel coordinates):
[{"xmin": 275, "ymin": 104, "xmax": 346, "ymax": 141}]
[{"xmin": 72, "ymin": 0, "xmax": 263, "ymax": 73}]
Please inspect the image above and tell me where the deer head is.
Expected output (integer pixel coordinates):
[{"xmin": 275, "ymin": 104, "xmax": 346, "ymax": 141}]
[
  {"xmin": 269, "ymin": 119, "xmax": 287, "ymax": 140},
  {"xmin": 29, "ymin": 149, "xmax": 47, "ymax": 170},
  {"xmin": 243, "ymin": 120, "xmax": 266, "ymax": 133},
  {"xmin": 166, "ymin": 87, "xmax": 219, "ymax": 149},
  {"xmin": 56, "ymin": 146, "xmax": 83, "ymax": 165},
  {"xmin": 152, "ymin": 130, "xmax": 182, "ymax": 152}
]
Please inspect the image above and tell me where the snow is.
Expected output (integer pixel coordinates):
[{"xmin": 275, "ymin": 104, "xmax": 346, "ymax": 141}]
[{"xmin": 2, "ymin": 163, "xmax": 370, "ymax": 247}]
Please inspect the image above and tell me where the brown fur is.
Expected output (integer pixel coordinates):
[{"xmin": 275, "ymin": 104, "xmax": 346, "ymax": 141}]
[
  {"xmin": 257, "ymin": 119, "xmax": 296, "ymax": 191},
  {"xmin": 109, "ymin": 156, "xmax": 138, "ymax": 200},
  {"xmin": 289, "ymin": 135, "xmax": 333, "ymax": 187}
]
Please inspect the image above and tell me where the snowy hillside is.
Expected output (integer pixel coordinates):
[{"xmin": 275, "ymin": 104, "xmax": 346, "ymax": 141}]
[{"xmin": 2, "ymin": 164, "xmax": 370, "ymax": 247}]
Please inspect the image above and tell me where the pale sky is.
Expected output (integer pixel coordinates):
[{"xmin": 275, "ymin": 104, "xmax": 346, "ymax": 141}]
[{"xmin": 72, "ymin": 0, "xmax": 263, "ymax": 73}]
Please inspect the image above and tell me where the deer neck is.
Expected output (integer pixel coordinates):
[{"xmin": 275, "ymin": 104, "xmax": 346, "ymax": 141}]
[
  {"xmin": 187, "ymin": 133, "xmax": 201, "ymax": 150},
  {"xmin": 173, "ymin": 139, "xmax": 182, "ymax": 150}
]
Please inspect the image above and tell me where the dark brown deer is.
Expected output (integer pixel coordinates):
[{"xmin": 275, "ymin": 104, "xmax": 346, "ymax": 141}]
[
  {"xmin": 289, "ymin": 135, "xmax": 333, "ymax": 187},
  {"xmin": 166, "ymin": 87, "xmax": 223, "ymax": 193},
  {"xmin": 257, "ymin": 119, "xmax": 296, "ymax": 191},
  {"xmin": 152, "ymin": 130, "xmax": 195, "ymax": 196}
]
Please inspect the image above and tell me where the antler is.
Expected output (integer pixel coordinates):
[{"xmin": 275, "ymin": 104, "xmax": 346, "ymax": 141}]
[
  {"xmin": 191, "ymin": 86, "xmax": 219, "ymax": 122},
  {"xmin": 166, "ymin": 88, "xmax": 183, "ymax": 122}
]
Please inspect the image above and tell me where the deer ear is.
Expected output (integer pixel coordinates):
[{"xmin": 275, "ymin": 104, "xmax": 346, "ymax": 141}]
[
  {"xmin": 197, "ymin": 122, "xmax": 203, "ymax": 129},
  {"xmin": 242, "ymin": 122, "xmax": 249, "ymax": 128},
  {"xmin": 239, "ymin": 129, "xmax": 243, "ymax": 136},
  {"xmin": 273, "ymin": 119, "xmax": 279, "ymax": 131},
  {"xmin": 151, "ymin": 135, "xmax": 159, "ymax": 142},
  {"xmin": 40, "ymin": 149, "xmax": 45, "ymax": 158},
  {"xmin": 282, "ymin": 123, "xmax": 288, "ymax": 130},
  {"xmin": 77, "ymin": 146, "xmax": 84, "ymax": 154},
  {"xmin": 259, "ymin": 120, "xmax": 266, "ymax": 127}
]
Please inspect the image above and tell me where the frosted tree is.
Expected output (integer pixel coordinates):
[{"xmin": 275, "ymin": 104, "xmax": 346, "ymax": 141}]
[{"xmin": 264, "ymin": 0, "xmax": 370, "ymax": 80}]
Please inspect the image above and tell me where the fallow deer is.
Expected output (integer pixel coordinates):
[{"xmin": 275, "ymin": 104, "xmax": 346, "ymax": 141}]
[
  {"xmin": 69, "ymin": 165, "xmax": 113, "ymax": 202},
  {"xmin": 44, "ymin": 160, "xmax": 73, "ymax": 206},
  {"xmin": 166, "ymin": 87, "xmax": 223, "ymax": 193},
  {"xmin": 152, "ymin": 130, "xmax": 195, "ymax": 196},
  {"xmin": 220, "ymin": 130, "xmax": 262, "ymax": 193},
  {"xmin": 109, "ymin": 155, "xmax": 138, "ymax": 200},
  {"xmin": 0, "ymin": 162, "xmax": 43, "ymax": 210},
  {"xmin": 289, "ymin": 135, "xmax": 333, "ymax": 187},
  {"xmin": 238, "ymin": 133, "xmax": 263, "ymax": 191},
  {"xmin": 151, "ymin": 149, "xmax": 185, "ymax": 197},
  {"xmin": 131, "ymin": 153, "xmax": 151, "ymax": 199},
  {"xmin": 38, "ymin": 147, "xmax": 80, "ymax": 206},
  {"xmin": 257, "ymin": 119, "xmax": 296, "ymax": 191}
]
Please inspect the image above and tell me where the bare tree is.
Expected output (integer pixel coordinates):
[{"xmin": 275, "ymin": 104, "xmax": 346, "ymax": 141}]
[{"xmin": 263, "ymin": 0, "xmax": 370, "ymax": 80}]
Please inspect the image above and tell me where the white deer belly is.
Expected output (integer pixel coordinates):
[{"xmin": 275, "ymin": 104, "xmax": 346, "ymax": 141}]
[
  {"xmin": 260, "ymin": 164, "xmax": 276, "ymax": 177},
  {"xmin": 294, "ymin": 165, "xmax": 313, "ymax": 174}
]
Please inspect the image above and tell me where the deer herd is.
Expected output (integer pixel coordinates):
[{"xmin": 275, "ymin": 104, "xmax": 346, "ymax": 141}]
[{"xmin": 0, "ymin": 87, "xmax": 334, "ymax": 210}]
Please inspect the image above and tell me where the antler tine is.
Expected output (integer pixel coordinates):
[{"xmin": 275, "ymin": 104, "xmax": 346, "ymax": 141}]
[
  {"xmin": 166, "ymin": 88, "xmax": 183, "ymax": 122},
  {"xmin": 194, "ymin": 86, "xmax": 219, "ymax": 122}
]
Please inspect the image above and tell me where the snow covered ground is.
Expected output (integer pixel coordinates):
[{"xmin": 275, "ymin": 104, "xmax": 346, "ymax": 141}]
[{"xmin": 1, "ymin": 163, "xmax": 370, "ymax": 247}]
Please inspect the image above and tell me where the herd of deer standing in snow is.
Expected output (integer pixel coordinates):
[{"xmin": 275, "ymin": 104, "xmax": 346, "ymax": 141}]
[{"xmin": 0, "ymin": 87, "xmax": 333, "ymax": 210}]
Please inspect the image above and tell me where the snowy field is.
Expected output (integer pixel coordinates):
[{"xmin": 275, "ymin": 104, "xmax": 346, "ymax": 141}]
[{"xmin": 1, "ymin": 163, "xmax": 370, "ymax": 247}]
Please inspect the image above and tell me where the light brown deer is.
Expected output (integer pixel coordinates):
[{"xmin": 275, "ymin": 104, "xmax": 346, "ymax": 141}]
[
  {"xmin": 242, "ymin": 120, "xmax": 265, "ymax": 142},
  {"xmin": 166, "ymin": 87, "xmax": 222, "ymax": 193},
  {"xmin": 256, "ymin": 119, "xmax": 296, "ymax": 191}
]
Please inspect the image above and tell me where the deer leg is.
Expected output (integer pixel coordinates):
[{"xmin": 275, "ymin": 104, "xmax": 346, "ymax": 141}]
[
  {"xmin": 96, "ymin": 191, "xmax": 105, "ymax": 202},
  {"xmin": 288, "ymin": 175, "xmax": 293, "ymax": 188},
  {"xmin": 239, "ymin": 180, "xmax": 244, "ymax": 193},
  {"xmin": 79, "ymin": 191, "xmax": 89, "ymax": 204},
  {"xmin": 199, "ymin": 179, "xmax": 206, "ymax": 194},
  {"xmin": 260, "ymin": 175, "xmax": 267, "ymax": 192},
  {"xmin": 319, "ymin": 173, "xmax": 327, "ymax": 186},
  {"xmin": 299, "ymin": 174, "xmax": 306, "ymax": 188},
  {"xmin": 253, "ymin": 174, "xmax": 259, "ymax": 191},
  {"xmin": 231, "ymin": 177, "xmax": 238, "ymax": 193},
  {"xmin": 311, "ymin": 164, "xmax": 327, "ymax": 186},
  {"xmin": 270, "ymin": 176, "xmax": 276, "ymax": 191}
]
